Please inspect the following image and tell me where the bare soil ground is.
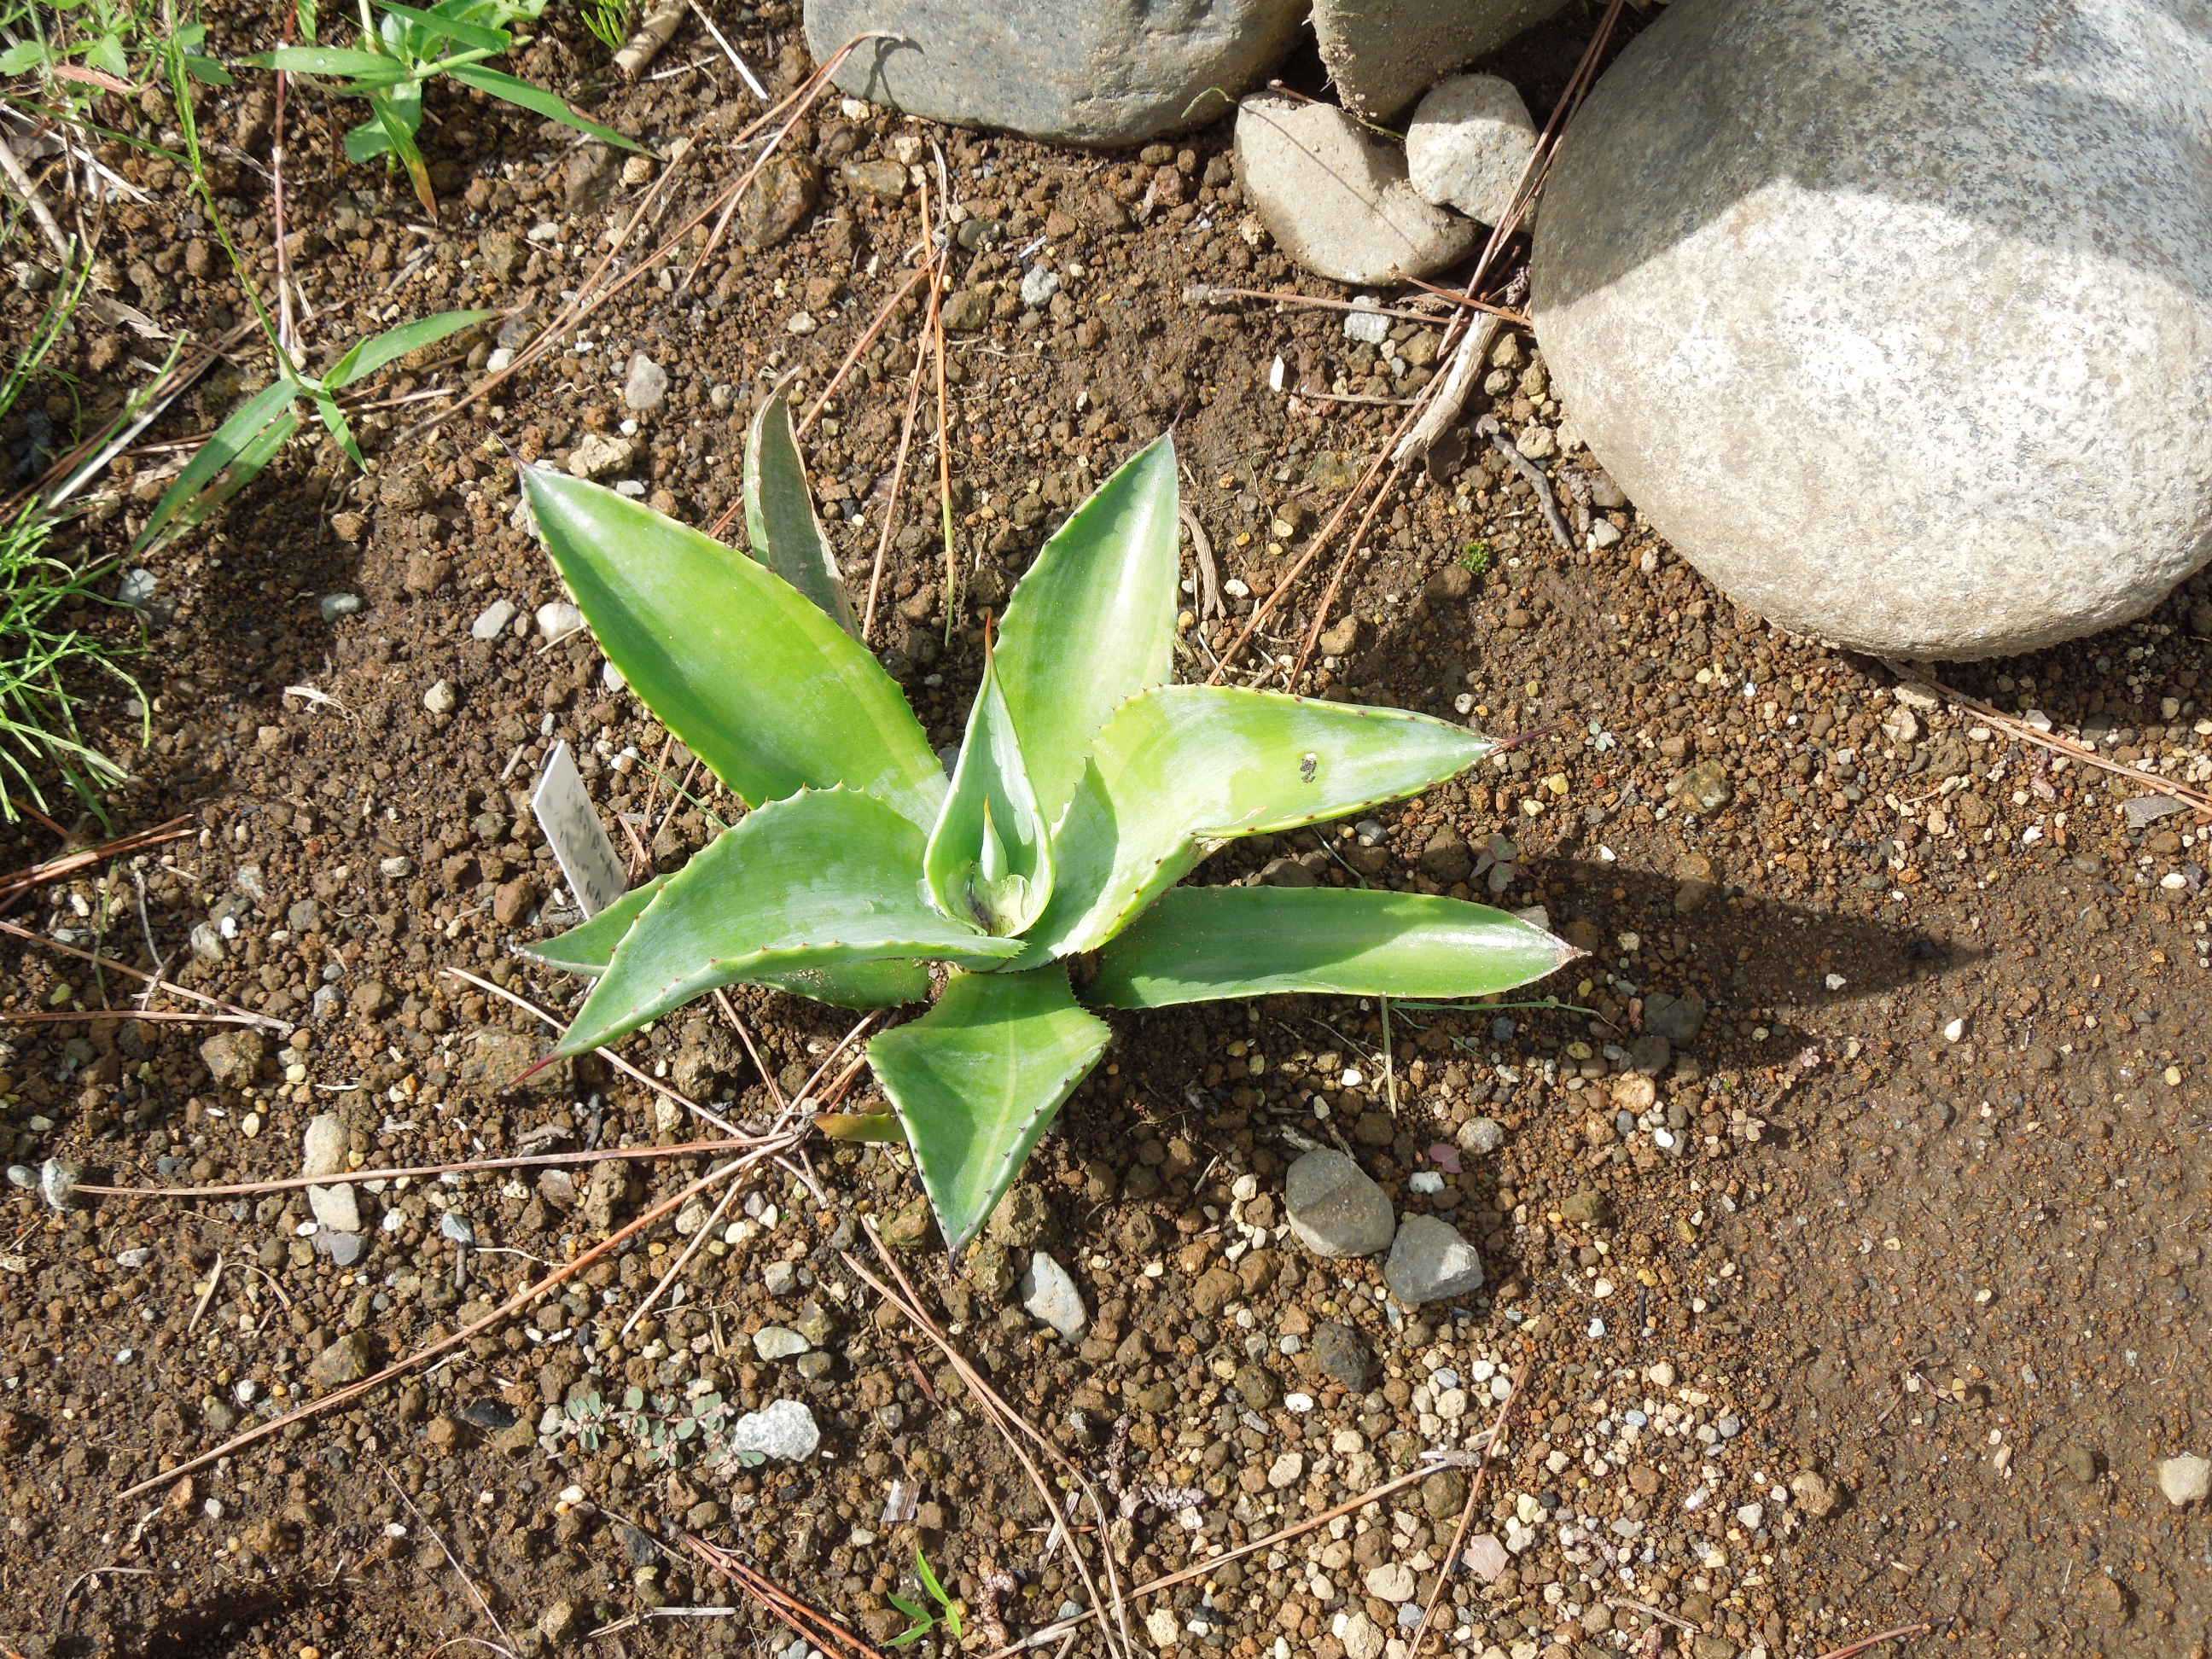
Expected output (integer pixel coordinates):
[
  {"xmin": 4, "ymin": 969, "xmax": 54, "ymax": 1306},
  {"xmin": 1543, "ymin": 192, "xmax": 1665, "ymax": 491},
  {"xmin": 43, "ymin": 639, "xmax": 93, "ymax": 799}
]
[{"xmin": 2, "ymin": 5, "xmax": 2208, "ymax": 1657}]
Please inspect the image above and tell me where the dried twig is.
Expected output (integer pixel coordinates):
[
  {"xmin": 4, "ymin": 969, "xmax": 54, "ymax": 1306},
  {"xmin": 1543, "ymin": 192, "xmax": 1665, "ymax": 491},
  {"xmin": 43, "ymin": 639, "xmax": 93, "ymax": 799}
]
[
  {"xmin": 1406, "ymin": 1360, "xmax": 1528, "ymax": 1656},
  {"xmin": 981, "ymin": 1464, "xmax": 1436, "ymax": 1656},
  {"xmin": 614, "ymin": 0, "xmax": 687, "ymax": 79},
  {"xmin": 0, "ymin": 815, "xmax": 191, "ymax": 903},
  {"xmin": 849, "ymin": 1227, "xmax": 1135, "ymax": 1659},
  {"xmin": 1893, "ymin": 667, "xmax": 2212, "ymax": 821},
  {"xmin": 116, "ymin": 1142, "xmax": 789, "ymax": 1502},
  {"xmin": 385, "ymin": 1471, "xmax": 514, "ymax": 1651},
  {"xmin": 73, "ymin": 1133, "xmax": 760, "ymax": 1202},
  {"xmin": 1479, "ymin": 414, "xmax": 1572, "ymax": 550},
  {"xmin": 1812, "ymin": 1622, "xmax": 1938, "ymax": 1659},
  {"xmin": 0, "ymin": 918, "xmax": 291, "ymax": 1033},
  {"xmin": 688, "ymin": 1536, "xmax": 890, "ymax": 1659}
]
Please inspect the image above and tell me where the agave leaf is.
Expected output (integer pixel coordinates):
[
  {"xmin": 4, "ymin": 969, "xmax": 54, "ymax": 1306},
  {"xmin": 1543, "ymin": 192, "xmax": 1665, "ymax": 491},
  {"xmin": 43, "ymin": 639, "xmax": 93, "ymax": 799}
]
[
  {"xmin": 556, "ymin": 789, "xmax": 1018, "ymax": 1055},
  {"xmin": 1019, "ymin": 688, "xmax": 1492, "ymax": 962},
  {"xmin": 923, "ymin": 643, "xmax": 1054, "ymax": 936},
  {"xmin": 992, "ymin": 434, "xmax": 1179, "ymax": 832},
  {"xmin": 526, "ymin": 871, "xmax": 931, "ymax": 1008},
  {"xmin": 522, "ymin": 469, "xmax": 946, "ymax": 829},
  {"xmin": 743, "ymin": 392, "xmax": 860, "ymax": 639},
  {"xmin": 868, "ymin": 966, "xmax": 1109, "ymax": 1252},
  {"xmin": 1086, "ymin": 886, "xmax": 1577, "ymax": 1008}
]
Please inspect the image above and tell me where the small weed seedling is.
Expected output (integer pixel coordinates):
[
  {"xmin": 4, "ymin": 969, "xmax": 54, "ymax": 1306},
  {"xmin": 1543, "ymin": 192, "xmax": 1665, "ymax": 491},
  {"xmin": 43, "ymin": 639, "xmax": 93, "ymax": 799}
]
[
  {"xmin": 1459, "ymin": 538, "xmax": 1493, "ymax": 579},
  {"xmin": 886, "ymin": 1547, "xmax": 963, "ymax": 1649},
  {"xmin": 135, "ymin": 306, "xmax": 490, "ymax": 552},
  {"xmin": 520, "ymin": 399, "xmax": 1579, "ymax": 1249},
  {"xmin": 0, "ymin": 0, "xmax": 226, "ymax": 111},
  {"xmin": 252, "ymin": 0, "xmax": 643, "ymax": 216},
  {"xmin": 575, "ymin": 0, "xmax": 630, "ymax": 54}
]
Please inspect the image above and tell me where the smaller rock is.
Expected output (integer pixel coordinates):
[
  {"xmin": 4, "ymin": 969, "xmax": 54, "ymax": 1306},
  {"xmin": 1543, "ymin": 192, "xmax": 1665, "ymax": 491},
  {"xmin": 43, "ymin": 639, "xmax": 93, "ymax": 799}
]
[
  {"xmin": 1644, "ymin": 990, "xmax": 1708, "ymax": 1045},
  {"xmin": 736, "ymin": 155, "xmax": 819, "ymax": 248},
  {"xmin": 1456, "ymin": 1116, "xmax": 1505, "ymax": 1155},
  {"xmin": 1019, "ymin": 265, "xmax": 1062, "ymax": 309},
  {"xmin": 3, "ymin": 1165, "xmax": 32, "ymax": 1190},
  {"xmin": 840, "ymin": 157, "xmax": 907, "ymax": 199},
  {"xmin": 117, "ymin": 568, "xmax": 158, "ymax": 609},
  {"xmin": 1464, "ymin": 1534, "xmax": 1510, "ymax": 1582},
  {"xmin": 565, "ymin": 433, "xmax": 637, "ymax": 480},
  {"xmin": 752, "ymin": 1326, "xmax": 811, "ymax": 1361},
  {"xmin": 324, "ymin": 1231, "xmax": 368, "ymax": 1267},
  {"xmin": 1364, "ymin": 1563, "xmax": 1417, "ymax": 1603},
  {"xmin": 1284, "ymin": 1149, "xmax": 1396, "ymax": 1258},
  {"xmin": 725, "ymin": 1398, "xmax": 819, "ymax": 1461},
  {"xmin": 422, "ymin": 679, "xmax": 457, "ymax": 716},
  {"xmin": 1019, "ymin": 1250, "xmax": 1088, "ymax": 1339},
  {"xmin": 317, "ymin": 592, "xmax": 364, "ymax": 623},
  {"xmin": 1342, "ymin": 300, "xmax": 1391, "ymax": 345},
  {"xmin": 1311, "ymin": 1320, "xmax": 1372, "ymax": 1391},
  {"xmin": 1790, "ymin": 1469, "xmax": 1840, "ymax": 1518},
  {"xmin": 1235, "ymin": 94, "xmax": 1481, "ymax": 284},
  {"xmin": 536, "ymin": 600, "xmax": 585, "ymax": 640},
  {"xmin": 622, "ymin": 352, "xmax": 668, "ymax": 412},
  {"xmin": 201, "ymin": 1028, "xmax": 265, "ymax": 1089},
  {"xmin": 38, "ymin": 1158, "xmax": 79, "ymax": 1212},
  {"xmin": 1384, "ymin": 1215, "xmax": 1485, "ymax": 1303},
  {"xmin": 1406, "ymin": 74, "xmax": 1537, "ymax": 225},
  {"xmin": 941, "ymin": 288, "xmax": 991, "ymax": 332},
  {"xmin": 1668, "ymin": 758, "xmax": 1733, "ymax": 816},
  {"xmin": 2157, "ymin": 1454, "xmax": 2210, "ymax": 1508},
  {"xmin": 311, "ymin": 1331, "xmax": 375, "ymax": 1388},
  {"xmin": 471, "ymin": 598, "xmax": 518, "ymax": 641}
]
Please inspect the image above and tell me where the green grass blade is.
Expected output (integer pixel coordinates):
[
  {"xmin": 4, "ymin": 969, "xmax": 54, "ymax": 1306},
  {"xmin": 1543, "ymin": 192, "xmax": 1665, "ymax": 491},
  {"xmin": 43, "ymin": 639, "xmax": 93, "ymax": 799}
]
[
  {"xmin": 867, "ymin": 965, "xmax": 1108, "ymax": 1252},
  {"xmin": 742, "ymin": 391, "xmax": 859, "ymax": 639},
  {"xmin": 370, "ymin": 89, "xmax": 438, "ymax": 215},
  {"xmin": 521, "ymin": 468, "xmax": 948, "ymax": 829},
  {"xmin": 526, "ymin": 872, "xmax": 928, "ymax": 1008},
  {"xmin": 308, "ymin": 388, "xmax": 364, "ymax": 469},
  {"xmin": 1086, "ymin": 886, "xmax": 1578, "ymax": 1009},
  {"xmin": 924, "ymin": 642, "xmax": 1053, "ymax": 936},
  {"xmin": 251, "ymin": 43, "xmax": 410, "ymax": 76},
  {"xmin": 136, "ymin": 379, "xmax": 298, "ymax": 551},
  {"xmin": 992, "ymin": 434, "xmax": 1178, "ymax": 833},
  {"xmin": 370, "ymin": 0, "xmax": 509, "ymax": 51},
  {"xmin": 558, "ymin": 789, "xmax": 1018, "ymax": 1055},
  {"xmin": 323, "ymin": 306, "xmax": 492, "ymax": 389},
  {"xmin": 1019, "ymin": 688, "xmax": 1493, "ymax": 963},
  {"xmin": 445, "ymin": 61, "xmax": 646, "ymax": 152}
]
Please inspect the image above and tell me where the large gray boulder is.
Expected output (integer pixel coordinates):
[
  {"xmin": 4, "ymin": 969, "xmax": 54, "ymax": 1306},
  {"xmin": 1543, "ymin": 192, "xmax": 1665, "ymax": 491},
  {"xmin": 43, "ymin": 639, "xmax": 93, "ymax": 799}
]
[
  {"xmin": 1534, "ymin": 0, "xmax": 2212, "ymax": 661},
  {"xmin": 1315, "ymin": 0, "xmax": 1569, "ymax": 121},
  {"xmin": 1235, "ymin": 95, "xmax": 1482, "ymax": 284},
  {"xmin": 806, "ymin": 0, "xmax": 1306, "ymax": 147}
]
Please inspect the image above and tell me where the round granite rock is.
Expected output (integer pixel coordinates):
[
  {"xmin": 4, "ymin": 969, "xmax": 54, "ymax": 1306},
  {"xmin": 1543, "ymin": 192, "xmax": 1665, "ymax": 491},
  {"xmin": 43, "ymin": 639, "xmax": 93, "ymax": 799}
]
[
  {"xmin": 806, "ymin": 0, "xmax": 1306, "ymax": 147},
  {"xmin": 1534, "ymin": 0, "xmax": 2212, "ymax": 660}
]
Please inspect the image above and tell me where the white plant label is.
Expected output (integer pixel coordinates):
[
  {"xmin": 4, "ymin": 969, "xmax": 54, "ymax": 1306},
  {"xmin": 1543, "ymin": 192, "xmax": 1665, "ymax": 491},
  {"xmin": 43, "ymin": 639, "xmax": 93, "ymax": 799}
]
[{"xmin": 530, "ymin": 740, "xmax": 627, "ymax": 918}]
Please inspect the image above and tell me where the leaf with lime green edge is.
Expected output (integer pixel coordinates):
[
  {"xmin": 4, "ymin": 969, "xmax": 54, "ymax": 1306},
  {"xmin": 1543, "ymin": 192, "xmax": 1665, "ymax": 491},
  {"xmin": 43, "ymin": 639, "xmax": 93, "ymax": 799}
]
[
  {"xmin": 923, "ymin": 643, "xmax": 1053, "ymax": 936},
  {"xmin": 557, "ymin": 789, "xmax": 1016, "ymax": 1055},
  {"xmin": 867, "ymin": 965, "xmax": 1109, "ymax": 1253},
  {"xmin": 1086, "ymin": 886, "xmax": 1577, "ymax": 1009},
  {"xmin": 742, "ymin": 391, "xmax": 859, "ymax": 638},
  {"xmin": 447, "ymin": 61, "xmax": 647, "ymax": 153},
  {"xmin": 527, "ymin": 874, "xmax": 931, "ymax": 1009},
  {"xmin": 370, "ymin": 89, "xmax": 436, "ymax": 215},
  {"xmin": 1017, "ymin": 687, "xmax": 1493, "ymax": 963},
  {"xmin": 324, "ymin": 307, "xmax": 492, "ymax": 390},
  {"xmin": 521, "ymin": 469, "xmax": 947, "ymax": 828},
  {"xmin": 992, "ymin": 433, "xmax": 1179, "ymax": 832},
  {"xmin": 137, "ymin": 379, "xmax": 299, "ymax": 551}
]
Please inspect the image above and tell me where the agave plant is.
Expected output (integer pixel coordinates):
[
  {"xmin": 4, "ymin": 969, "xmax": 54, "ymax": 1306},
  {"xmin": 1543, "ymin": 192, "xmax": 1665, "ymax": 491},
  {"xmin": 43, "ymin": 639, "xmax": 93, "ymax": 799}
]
[{"xmin": 519, "ymin": 403, "xmax": 1577, "ymax": 1250}]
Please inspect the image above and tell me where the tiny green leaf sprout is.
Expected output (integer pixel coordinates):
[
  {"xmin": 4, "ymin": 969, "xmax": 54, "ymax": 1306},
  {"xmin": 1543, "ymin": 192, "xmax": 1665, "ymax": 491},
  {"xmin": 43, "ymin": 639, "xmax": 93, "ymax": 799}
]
[
  {"xmin": 519, "ymin": 403, "xmax": 1580, "ymax": 1251},
  {"xmin": 249, "ymin": 0, "xmax": 644, "ymax": 218}
]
